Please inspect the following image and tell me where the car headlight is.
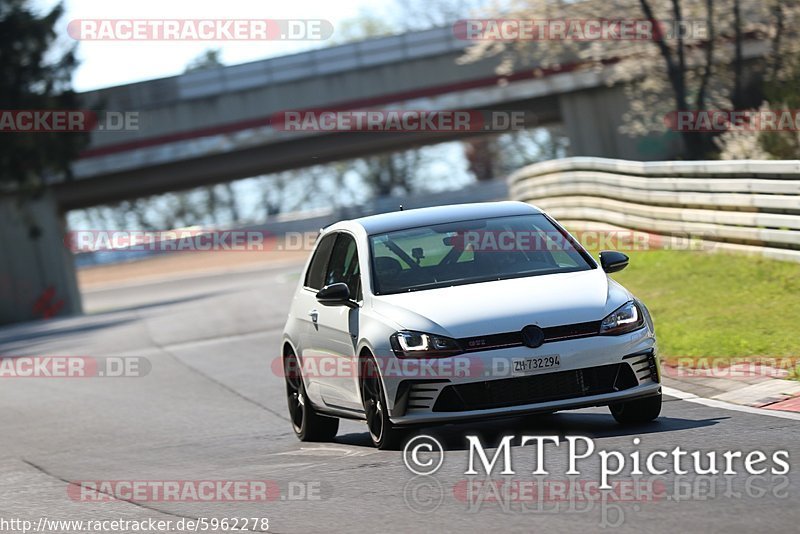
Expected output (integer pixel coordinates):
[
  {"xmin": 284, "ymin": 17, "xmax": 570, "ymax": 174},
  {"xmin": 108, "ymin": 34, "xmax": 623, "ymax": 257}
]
[
  {"xmin": 390, "ymin": 331, "xmax": 463, "ymax": 359},
  {"xmin": 599, "ymin": 301, "xmax": 645, "ymax": 335}
]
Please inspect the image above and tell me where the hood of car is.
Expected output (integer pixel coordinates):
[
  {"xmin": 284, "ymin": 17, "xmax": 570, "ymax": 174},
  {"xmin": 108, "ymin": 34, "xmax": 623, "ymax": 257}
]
[{"xmin": 370, "ymin": 268, "xmax": 632, "ymax": 338}]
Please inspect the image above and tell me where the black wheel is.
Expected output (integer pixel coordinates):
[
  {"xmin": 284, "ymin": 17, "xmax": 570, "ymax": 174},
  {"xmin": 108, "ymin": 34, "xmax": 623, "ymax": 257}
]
[
  {"xmin": 284, "ymin": 350, "xmax": 339, "ymax": 442},
  {"xmin": 360, "ymin": 354, "xmax": 403, "ymax": 450},
  {"xmin": 610, "ymin": 393, "xmax": 662, "ymax": 425}
]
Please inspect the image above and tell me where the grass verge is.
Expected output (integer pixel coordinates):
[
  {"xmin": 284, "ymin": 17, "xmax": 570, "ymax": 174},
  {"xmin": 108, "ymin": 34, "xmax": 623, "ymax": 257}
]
[{"xmin": 601, "ymin": 249, "xmax": 800, "ymax": 365}]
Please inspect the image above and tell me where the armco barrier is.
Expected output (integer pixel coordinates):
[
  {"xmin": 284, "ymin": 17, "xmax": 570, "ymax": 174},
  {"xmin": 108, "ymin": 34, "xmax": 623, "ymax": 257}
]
[{"xmin": 508, "ymin": 158, "xmax": 800, "ymax": 262}]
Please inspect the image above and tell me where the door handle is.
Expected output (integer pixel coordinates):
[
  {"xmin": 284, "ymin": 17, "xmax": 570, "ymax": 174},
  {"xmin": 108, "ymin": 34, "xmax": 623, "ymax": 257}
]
[{"xmin": 308, "ymin": 309, "xmax": 318, "ymax": 323}]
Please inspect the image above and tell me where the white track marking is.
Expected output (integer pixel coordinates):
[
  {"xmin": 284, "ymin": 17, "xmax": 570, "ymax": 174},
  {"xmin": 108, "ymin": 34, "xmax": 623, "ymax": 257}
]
[{"xmin": 663, "ymin": 385, "xmax": 800, "ymax": 421}]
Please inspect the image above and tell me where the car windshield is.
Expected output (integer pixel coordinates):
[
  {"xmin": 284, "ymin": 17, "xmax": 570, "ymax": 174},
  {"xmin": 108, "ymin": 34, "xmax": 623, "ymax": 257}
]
[{"xmin": 369, "ymin": 213, "xmax": 594, "ymax": 294}]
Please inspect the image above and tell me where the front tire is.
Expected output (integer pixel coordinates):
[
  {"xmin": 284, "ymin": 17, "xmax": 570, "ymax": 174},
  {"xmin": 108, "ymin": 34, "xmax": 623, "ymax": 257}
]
[
  {"xmin": 610, "ymin": 393, "xmax": 662, "ymax": 425},
  {"xmin": 284, "ymin": 350, "xmax": 339, "ymax": 442},
  {"xmin": 360, "ymin": 354, "xmax": 403, "ymax": 450}
]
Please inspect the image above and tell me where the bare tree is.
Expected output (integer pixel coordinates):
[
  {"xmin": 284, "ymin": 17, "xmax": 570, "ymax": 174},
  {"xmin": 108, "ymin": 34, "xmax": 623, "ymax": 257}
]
[
  {"xmin": 717, "ymin": 1, "xmax": 800, "ymax": 159},
  {"xmin": 328, "ymin": 11, "xmax": 396, "ymax": 44},
  {"xmin": 459, "ymin": 0, "xmax": 800, "ymax": 159},
  {"xmin": 463, "ymin": 136, "xmax": 500, "ymax": 181},
  {"xmin": 184, "ymin": 49, "xmax": 223, "ymax": 72},
  {"xmin": 394, "ymin": 0, "xmax": 492, "ymax": 30},
  {"xmin": 353, "ymin": 151, "xmax": 423, "ymax": 197}
]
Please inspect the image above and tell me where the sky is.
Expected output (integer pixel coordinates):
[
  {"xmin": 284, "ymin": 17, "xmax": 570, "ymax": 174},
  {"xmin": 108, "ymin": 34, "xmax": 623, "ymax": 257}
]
[{"xmin": 35, "ymin": 0, "xmax": 383, "ymax": 91}]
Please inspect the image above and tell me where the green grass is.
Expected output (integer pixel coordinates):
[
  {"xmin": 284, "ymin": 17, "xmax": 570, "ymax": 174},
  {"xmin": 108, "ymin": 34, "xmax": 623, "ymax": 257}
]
[{"xmin": 606, "ymin": 249, "xmax": 800, "ymax": 362}]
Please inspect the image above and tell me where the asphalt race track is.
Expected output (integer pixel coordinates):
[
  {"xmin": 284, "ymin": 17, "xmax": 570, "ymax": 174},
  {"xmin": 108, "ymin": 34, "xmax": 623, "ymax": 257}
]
[{"xmin": 1, "ymin": 261, "xmax": 798, "ymax": 533}]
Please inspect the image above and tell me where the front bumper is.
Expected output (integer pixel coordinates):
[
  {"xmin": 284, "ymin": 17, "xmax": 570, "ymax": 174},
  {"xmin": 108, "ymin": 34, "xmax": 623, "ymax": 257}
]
[
  {"xmin": 390, "ymin": 380, "xmax": 661, "ymax": 425},
  {"xmin": 384, "ymin": 330, "xmax": 659, "ymax": 425}
]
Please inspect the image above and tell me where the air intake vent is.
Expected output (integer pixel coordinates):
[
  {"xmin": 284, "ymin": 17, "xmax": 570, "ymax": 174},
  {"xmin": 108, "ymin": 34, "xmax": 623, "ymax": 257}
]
[
  {"xmin": 624, "ymin": 350, "xmax": 659, "ymax": 383},
  {"xmin": 432, "ymin": 363, "xmax": 638, "ymax": 412}
]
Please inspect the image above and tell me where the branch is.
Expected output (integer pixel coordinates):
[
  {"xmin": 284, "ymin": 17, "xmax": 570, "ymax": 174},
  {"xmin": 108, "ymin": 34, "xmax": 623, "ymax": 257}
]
[
  {"xmin": 731, "ymin": 0, "xmax": 744, "ymax": 108},
  {"xmin": 697, "ymin": 0, "xmax": 715, "ymax": 111},
  {"xmin": 638, "ymin": 0, "xmax": 687, "ymax": 110},
  {"xmin": 769, "ymin": 0, "xmax": 784, "ymax": 80},
  {"xmin": 671, "ymin": 0, "xmax": 687, "ymax": 106}
]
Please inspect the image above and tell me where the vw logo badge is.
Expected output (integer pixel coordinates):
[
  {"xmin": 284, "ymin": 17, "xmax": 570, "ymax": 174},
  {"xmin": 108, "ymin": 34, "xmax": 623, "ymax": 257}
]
[{"xmin": 521, "ymin": 325, "xmax": 545, "ymax": 348}]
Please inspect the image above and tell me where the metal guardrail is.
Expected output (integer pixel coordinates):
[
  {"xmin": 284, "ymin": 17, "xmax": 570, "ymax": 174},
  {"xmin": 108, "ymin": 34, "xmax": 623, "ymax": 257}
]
[{"xmin": 508, "ymin": 157, "xmax": 800, "ymax": 263}]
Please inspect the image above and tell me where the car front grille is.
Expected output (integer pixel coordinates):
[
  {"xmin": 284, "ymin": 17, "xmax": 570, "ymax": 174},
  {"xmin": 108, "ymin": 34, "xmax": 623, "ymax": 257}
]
[
  {"xmin": 458, "ymin": 321, "xmax": 601, "ymax": 352},
  {"xmin": 432, "ymin": 363, "xmax": 638, "ymax": 412}
]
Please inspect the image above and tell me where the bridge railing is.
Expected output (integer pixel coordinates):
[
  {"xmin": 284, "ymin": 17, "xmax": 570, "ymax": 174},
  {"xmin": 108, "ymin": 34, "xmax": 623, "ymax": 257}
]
[
  {"xmin": 508, "ymin": 157, "xmax": 800, "ymax": 262},
  {"xmin": 82, "ymin": 26, "xmax": 465, "ymax": 107}
]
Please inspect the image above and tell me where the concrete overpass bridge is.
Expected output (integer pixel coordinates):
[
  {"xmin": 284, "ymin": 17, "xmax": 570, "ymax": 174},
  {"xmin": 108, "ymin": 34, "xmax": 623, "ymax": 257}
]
[{"xmin": 56, "ymin": 25, "xmax": 680, "ymax": 211}]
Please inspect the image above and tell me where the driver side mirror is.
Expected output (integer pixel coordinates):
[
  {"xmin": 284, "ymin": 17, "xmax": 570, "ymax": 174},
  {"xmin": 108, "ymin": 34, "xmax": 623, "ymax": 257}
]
[
  {"xmin": 316, "ymin": 283, "xmax": 357, "ymax": 308},
  {"xmin": 599, "ymin": 251, "xmax": 629, "ymax": 273}
]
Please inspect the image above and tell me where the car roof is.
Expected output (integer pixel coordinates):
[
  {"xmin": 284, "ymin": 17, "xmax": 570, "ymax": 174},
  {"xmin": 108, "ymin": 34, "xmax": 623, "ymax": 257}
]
[{"xmin": 338, "ymin": 201, "xmax": 542, "ymax": 235}]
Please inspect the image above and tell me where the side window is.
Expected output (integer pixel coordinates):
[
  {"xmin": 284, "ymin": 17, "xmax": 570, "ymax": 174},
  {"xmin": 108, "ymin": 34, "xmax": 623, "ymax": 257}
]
[
  {"xmin": 304, "ymin": 234, "xmax": 337, "ymax": 290},
  {"xmin": 325, "ymin": 234, "xmax": 362, "ymax": 300}
]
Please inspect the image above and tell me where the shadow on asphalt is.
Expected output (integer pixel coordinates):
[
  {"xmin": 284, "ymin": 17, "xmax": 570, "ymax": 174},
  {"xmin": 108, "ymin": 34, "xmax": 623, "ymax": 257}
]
[
  {"xmin": 0, "ymin": 317, "xmax": 136, "ymax": 352},
  {"xmin": 0, "ymin": 292, "xmax": 224, "ymax": 353},
  {"xmin": 86, "ymin": 291, "xmax": 223, "ymax": 315},
  {"xmin": 334, "ymin": 412, "xmax": 726, "ymax": 451}
]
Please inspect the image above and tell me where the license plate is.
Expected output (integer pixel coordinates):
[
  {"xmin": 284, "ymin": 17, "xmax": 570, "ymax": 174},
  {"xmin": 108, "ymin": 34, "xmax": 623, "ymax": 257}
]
[{"xmin": 512, "ymin": 355, "xmax": 560, "ymax": 376}]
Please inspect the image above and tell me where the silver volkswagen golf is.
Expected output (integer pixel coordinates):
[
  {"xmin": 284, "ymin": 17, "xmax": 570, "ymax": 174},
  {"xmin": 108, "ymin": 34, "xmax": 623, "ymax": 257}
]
[{"xmin": 281, "ymin": 202, "xmax": 661, "ymax": 449}]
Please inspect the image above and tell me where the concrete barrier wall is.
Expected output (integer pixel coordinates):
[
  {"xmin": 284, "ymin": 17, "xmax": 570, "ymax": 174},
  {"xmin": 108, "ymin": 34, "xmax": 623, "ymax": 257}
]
[
  {"xmin": 0, "ymin": 192, "xmax": 82, "ymax": 325},
  {"xmin": 508, "ymin": 158, "xmax": 800, "ymax": 262}
]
